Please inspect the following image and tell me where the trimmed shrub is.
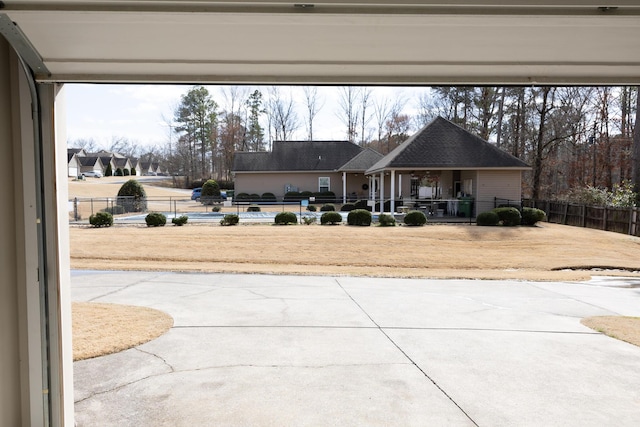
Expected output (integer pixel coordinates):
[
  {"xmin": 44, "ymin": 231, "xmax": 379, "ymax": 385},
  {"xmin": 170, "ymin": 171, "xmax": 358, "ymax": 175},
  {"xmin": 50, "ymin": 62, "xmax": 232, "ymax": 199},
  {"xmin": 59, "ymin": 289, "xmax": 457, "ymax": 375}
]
[
  {"xmin": 378, "ymin": 213, "xmax": 396, "ymax": 227},
  {"xmin": 404, "ymin": 210, "xmax": 427, "ymax": 226},
  {"xmin": 172, "ymin": 215, "xmax": 188, "ymax": 226},
  {"xmin": 235, "ymin": 192, "xmax": 250, "ymax": 201},
  {"xmin": 123, "ymin": 168, "xmax": 130, "ymax": 176},
  {"xmin": 130, "ymin": 167, "xmax": 136, "ymax": 176},
  {"xmin": 247, "ymin": 205, "xmax": 261, "ymax": 212},
  {"xmin": 114, "ymin": 167, "xmax": 124, "ymax": 176},
  {"xmin": 116, "ymin": 179, "xmax": 147, "ymax": 213},
  {"xmin": 261, "ymin": 192, "xmax": 277, "ymax": 202},
  {"xmin": 320, "ymin": 203, "xmax": 336, "ymax": 212},
  {"xmin": 211, "ymin": 206, "xmax": 221, "ymax": 212},
  {"xmin": 201, "ymin": 179, "xmax": 221, "ymax": 205},
  {"xmin": 347, "ymin": 209, "xmax": 372, "ymax": 226},
  {"xmin": 321, "ymin": 211, "xmax": 342, "ymax": 225},
  {"xmin": 300, "ymin": 191, "xmax": 314, "ymax": 199},
  {"xmin": 492, "ymin": 207, "xmax": 522, "ymax": 226},
  {"xmin": 307, "ymin": 205, "xmax": 317, "ymax": 212},
  {"xmin": 275, "ymin": 211, "xmax": 298, "ymax": 225},
  {"xmin": 105, "ymin": 163, "xmax": 113, "ymax": 177},
  {"xmin": 89, "ymin": 211, "xmax": 113, "ymax": 227},
  {"xmin": 145, "ymin": 212, "xmax": 166, "ymax": 227},
  {"xmin": 340, "ymin": 203, "xmax": 356, "ymax": 212},
  {"xmin": 476, "ymin": 211, "xmax": 500, "ymax": 226},
  {"xmin": 102, "ymin": 205, "xmax": 125, "ymax": 215},
  {"xmin": 220, "ymin": 214, "xmax": 239, "ymax": 226},
  {"xmin": 249, "ymin": 193, "xmax": 261, "ymax": 202},
  {"xmin": 521, "ymin": 207, "xmax": 546, "ymax": 226}
]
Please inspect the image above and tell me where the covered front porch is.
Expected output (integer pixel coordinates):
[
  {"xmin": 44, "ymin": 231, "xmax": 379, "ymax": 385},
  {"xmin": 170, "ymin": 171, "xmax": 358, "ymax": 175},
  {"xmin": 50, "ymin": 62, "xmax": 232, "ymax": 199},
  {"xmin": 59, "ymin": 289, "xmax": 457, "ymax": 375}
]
[{"xmin": 364, "ymin": 169, "xmax": 477, "ymax": 218}]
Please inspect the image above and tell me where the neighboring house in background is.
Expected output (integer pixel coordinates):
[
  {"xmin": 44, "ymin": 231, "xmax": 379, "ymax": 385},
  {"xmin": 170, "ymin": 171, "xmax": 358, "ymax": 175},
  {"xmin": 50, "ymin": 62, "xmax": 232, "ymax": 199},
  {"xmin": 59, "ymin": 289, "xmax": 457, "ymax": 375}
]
[
  {"xmin": 140, "ymin": 161, "xmax": 154, "ymax": 175},
  {"xmin": 151, "ymin": 162, "xmax": 163, "ymax": 175},
  {"xmin": 77, "ymin": 156, "xmax": 105, "ymax": 176},
  {"xmin": 67, "ymin": 147, "xmax": 86, "ymax": 157},
  {"xmin": 84, "ymin": 153, "xmax": 116, "ymax": 175},
  {"xmin": 365, "ymin": 116, "xmax": 530, "ymax": 215},
  {"xmin": 232, "ymin": 141, "xmax": 382, "ymax": 203},
  {"xmin": 232, "ymin": 117, "xmax": 530, "ymax": 216},
  {"xmin": 129, "ymin": 158, "xmax": 141, "ymax": 175},
  {"xmin": 67, "ymin": 149, "xmax": 163, "ymax": 177},
  {"xmin": 67, "ymin": 152, "xmax": 81, "ymax": 177},
  {"xmin": 113, "ymin": 156, "xmax": 132, "ymax": 174}
]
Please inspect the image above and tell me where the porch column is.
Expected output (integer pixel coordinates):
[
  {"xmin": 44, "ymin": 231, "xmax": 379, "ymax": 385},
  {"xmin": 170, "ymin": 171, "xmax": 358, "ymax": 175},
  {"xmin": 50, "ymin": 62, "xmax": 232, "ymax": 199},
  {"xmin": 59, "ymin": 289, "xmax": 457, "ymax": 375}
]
[
  {"xmin": 398, "ymin": 173, "xmax": 402, "ymax": 199},
  {"xmin": 342, "ymin": 172, "xmax": 346, "ymax": 204},
  {"xmin": 379, "ymin": 172, "xmax": 385, "ymax": 213},
  {"xmin": 390, "ymin": 170, "xmax": 396, "ymax": 213}
]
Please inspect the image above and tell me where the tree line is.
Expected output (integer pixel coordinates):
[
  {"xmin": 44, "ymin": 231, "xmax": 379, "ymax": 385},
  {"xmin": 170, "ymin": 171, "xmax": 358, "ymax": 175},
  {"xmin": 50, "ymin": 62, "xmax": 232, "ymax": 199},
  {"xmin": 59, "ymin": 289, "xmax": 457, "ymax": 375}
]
[{"xmin": 71, "ymin": 85, "xmax": 640, "ymax": 203}]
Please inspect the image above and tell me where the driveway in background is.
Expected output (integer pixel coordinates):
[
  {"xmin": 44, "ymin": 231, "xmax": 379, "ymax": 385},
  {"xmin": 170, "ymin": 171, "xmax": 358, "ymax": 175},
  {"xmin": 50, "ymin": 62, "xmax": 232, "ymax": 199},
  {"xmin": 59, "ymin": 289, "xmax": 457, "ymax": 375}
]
[{"xmin": 72, "ymin": 272, "xmax": 640, "ymax": 426}]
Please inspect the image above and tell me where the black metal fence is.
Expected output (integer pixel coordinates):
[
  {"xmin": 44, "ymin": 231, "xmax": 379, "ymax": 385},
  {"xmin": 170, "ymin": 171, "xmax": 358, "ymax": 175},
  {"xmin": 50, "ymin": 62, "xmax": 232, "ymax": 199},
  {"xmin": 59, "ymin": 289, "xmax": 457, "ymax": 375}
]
[{"xmin": 523, "ymin": 199, "xmax": 640, "ymax": 237}]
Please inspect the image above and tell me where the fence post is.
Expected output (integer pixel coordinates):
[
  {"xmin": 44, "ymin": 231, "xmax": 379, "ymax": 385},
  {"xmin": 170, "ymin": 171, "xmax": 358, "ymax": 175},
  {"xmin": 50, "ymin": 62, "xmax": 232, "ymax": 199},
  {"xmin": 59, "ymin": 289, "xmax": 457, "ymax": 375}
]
[
  {"xmin": 74, "ymin": 197, "xmax": 79, "ymax": 221},
  {"xmin": 603, "ymin": 207, "xmax": 608, "ymax": 231},
  {"xmin": 562, "ymin": 203, "xmax": 569, "ymax": 225},
  {"xmin": 581, "ymin": 205, "xmax": 586, "ymax": 228}
]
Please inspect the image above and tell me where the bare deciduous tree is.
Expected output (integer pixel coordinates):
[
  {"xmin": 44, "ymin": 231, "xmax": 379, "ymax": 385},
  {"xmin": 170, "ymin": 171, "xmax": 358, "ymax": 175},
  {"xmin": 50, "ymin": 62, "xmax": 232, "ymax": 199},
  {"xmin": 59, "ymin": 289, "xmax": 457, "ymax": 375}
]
[{"xmin": 303, "ymin": 86, "xmax": 324, "ymax": 141}]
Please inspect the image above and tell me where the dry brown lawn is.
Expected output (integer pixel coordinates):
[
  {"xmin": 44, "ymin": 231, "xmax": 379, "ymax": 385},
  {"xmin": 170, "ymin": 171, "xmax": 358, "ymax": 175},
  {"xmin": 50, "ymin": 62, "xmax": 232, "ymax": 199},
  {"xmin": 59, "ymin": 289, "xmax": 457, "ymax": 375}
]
[
  {"xmin": 581, "ymin": 316, "xmax": 640, "ymax": 347},
  {"xmin": 70, "ymin": 180, "xmax": 640, "ymax": 359},
  {"xmin": 70, "ymin": 222, "xmax": 640, "ymax": 281},
  {"xmin": 72, "ymin": 302, "xmax": 173, "ymax": 361}
]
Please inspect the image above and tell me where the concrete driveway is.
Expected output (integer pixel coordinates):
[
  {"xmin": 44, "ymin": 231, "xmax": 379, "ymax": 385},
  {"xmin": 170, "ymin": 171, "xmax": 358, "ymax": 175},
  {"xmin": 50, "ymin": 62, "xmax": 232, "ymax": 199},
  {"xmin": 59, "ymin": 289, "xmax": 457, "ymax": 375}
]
[{"xmin": 72, "ymin": 272, "xmax": 640, "ymax": 426}]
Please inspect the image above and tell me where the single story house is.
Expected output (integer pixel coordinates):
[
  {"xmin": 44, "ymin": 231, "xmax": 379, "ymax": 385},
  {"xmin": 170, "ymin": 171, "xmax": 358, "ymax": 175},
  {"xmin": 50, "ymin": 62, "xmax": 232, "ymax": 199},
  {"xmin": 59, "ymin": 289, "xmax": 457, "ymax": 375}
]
[
  {"xmin": 113, "ymin": 156, "xmax": 132, "ymax": 174},
  {"xmin": 67, "ymin": 152, "xmax": 81, "ymax": 177},
  {"xmin": 232, "ymin": 141, "xmax": 383, "ymax": 202},
  {"xmin": 77, "ymin": 156, "xmax": 105, "ymax": 176},
  {"xmin": 365, "ymin": 116, "xmax": 530, "ymax": 216}
]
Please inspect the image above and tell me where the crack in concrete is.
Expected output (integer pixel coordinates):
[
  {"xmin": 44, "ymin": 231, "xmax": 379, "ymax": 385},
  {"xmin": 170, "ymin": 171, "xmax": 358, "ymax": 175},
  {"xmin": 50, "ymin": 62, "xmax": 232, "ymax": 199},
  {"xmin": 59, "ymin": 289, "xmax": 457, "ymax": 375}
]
[
  {"xmin": 87, "ymin": 272, "xmax": 167, "ymax": 302},
  {"xmin": 74, "ymin": 361, "xmax": 411, "ymax": 405},
  {"xmin": 135, "ymin": 348, "xmax": 176, "ymax": 372},
  {"xmin": 185, "ymin": 362, "xmax": 411, "ymax": 371},
  {"xmin": 75, "ymin": 348, "xmax": 175, "ymax": 405},
  {"xmin": 526, "ymin": 282, "xmax": 623, "ymax": 316},
  {"xmin": 334, "ymin": 278, "xmax": 480, "ymax": 427}
]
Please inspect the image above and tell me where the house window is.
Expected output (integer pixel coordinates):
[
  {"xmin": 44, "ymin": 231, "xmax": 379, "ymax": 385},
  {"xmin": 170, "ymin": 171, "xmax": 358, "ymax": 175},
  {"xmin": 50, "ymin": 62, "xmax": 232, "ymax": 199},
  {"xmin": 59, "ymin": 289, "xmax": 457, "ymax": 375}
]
[{"xmin": 318, "ymin": 177, "xmax": 330, "ymax": 192}]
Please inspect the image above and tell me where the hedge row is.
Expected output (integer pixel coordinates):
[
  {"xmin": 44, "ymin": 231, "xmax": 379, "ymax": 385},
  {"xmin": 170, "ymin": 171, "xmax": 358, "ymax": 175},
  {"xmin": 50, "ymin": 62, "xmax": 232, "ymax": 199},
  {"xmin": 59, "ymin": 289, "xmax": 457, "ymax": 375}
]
[{"xmin": 477, "ymin": 207, "xmax": 546, "ymax": 227}]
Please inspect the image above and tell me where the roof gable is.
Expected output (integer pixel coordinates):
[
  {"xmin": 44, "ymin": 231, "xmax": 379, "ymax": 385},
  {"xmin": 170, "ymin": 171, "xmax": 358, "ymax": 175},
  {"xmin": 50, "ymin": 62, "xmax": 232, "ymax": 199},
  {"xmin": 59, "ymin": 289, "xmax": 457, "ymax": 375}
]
[
  {"xmin": 339, "ymin": 148, "xmax": 384, "ymax": 172},
  {"xmin": 367, "ymin": 117, "xmax": 529, "ymax": 173},
  {"xmin": 233, "ymin": 141, "xmax": 364, "ymax": 172}
]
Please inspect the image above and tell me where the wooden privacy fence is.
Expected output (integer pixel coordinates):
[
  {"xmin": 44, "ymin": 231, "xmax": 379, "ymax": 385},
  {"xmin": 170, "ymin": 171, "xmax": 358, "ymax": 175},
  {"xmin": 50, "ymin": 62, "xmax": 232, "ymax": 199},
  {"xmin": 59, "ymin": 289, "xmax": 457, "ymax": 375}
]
[{"xmin": 523, "ymin": 200, "xmax": 640, "ymax": 237}]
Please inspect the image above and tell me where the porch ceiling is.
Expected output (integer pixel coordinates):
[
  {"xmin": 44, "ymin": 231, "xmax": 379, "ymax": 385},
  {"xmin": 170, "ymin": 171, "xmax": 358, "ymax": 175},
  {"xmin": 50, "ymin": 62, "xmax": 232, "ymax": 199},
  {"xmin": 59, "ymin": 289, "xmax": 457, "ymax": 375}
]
[{"xmin": 1, "ymin": 1, "xmax": 640, "ymax": 84}]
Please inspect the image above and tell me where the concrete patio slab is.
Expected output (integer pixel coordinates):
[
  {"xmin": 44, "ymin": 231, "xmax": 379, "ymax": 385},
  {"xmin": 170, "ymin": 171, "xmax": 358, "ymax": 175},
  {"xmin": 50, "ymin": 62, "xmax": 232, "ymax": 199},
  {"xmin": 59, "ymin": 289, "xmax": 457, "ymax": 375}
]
[{"xmin": 72, "ymin": 272, "xmax": 640, "ymax": 426}]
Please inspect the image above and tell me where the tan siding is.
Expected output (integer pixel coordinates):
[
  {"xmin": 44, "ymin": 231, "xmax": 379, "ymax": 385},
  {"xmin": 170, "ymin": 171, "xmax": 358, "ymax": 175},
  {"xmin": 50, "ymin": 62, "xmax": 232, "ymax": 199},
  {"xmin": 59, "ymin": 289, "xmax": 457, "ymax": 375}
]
[
  {"xmin": 235, "ymin": 172, "xmax": 345, "ymax": 199},
  {"xmin": 476, "ymin": 170, "xmax": 522, "ymax": 214}
]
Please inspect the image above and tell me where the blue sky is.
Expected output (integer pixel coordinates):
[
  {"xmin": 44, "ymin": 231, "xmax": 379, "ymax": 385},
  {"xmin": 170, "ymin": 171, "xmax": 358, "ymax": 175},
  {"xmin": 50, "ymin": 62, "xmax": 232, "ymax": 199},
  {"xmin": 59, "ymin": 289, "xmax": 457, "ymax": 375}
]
[{"xmin": 64, "ymin": 84, "xmax": 423, "ymax": 150}]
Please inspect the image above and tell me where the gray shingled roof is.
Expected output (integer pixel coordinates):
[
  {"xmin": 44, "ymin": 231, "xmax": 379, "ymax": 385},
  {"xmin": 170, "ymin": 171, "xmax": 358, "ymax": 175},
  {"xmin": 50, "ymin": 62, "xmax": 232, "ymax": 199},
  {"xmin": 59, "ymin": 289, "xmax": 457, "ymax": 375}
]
[
  {"xmin": 338, "ymin": 148, "xmax": 384, "ymax": 172},
  {"xmin": 78, "ymin": 156, "xmax": 100, "ymax": 167},
  {"xmin": 233, "ymin": 140, "xmax": 364, "ymax": 172},
  {"xmin": 367, "ymin": 116, "xmax": 529, "ymax": 173}
]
